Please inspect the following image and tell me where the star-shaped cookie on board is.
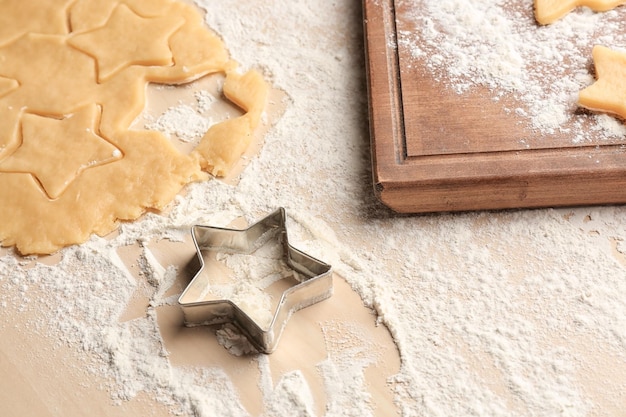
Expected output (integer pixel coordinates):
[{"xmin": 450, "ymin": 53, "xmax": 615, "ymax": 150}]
[
  {"xmin": 578, "ymin": 45, "xmax": 626, "ymax": 120},
  {"xmin": 0, "ymin": 104, "xmax": 122, "ymax": 199},
  {"xmin": 534, "ymin": 0, "xmax": 626, "ymax": 25},
  {"xmin": 67, "ymin": 3, "xmax": 184, "ymax": 82}
]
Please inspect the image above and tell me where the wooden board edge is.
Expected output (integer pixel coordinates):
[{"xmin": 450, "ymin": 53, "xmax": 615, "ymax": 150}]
[
  {"xmin": 363, "ymin": 0, "xmax": 626, "ymax": 213},
  {"xmin": 363, "ymin": 0, "xmax": 404, "ymax": 189},
  {"xmin": 375, "ymin": 168, "xmax": 626, "ymax": 213}
]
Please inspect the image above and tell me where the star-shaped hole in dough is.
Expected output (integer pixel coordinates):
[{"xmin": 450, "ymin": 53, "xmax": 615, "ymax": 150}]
[
  {"xmin": 0, "ymin": 104, "xmax": 122, "ymax": 199},
  {"xmin": 535, "ymin": 0, "xmax": 626, "ymax": 25},
  {"xmin": 578, "ymin": 45, "xmax": 626, "ymax": 120},
  {"xmin": 178, "ymin": 208, "xmax": 333, "ymax": 354},
  {"xmin": 67, "ymin": 3, "xmax": 184, "ymax": 82}
]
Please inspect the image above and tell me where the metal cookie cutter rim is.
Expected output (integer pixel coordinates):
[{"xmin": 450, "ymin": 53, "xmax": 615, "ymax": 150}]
[{"xmin": 178, "ymin": 207, "xmax": 333, "ymax": 354}]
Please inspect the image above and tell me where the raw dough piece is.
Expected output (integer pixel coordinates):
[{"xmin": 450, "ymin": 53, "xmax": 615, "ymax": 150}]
[
  {"xmin": 0, "ymin": 0, "xmax": 269, "ymax": 255},
  {"xmin": 579, "ymin": 45, "xmax": 626, "ymax": 120},
  {"xmin": 534, "ymin": 0, "xmax": 626, "ymax": 25},
  {"xmin": 193, "ymin": 70, "xmax": 269, "ymax": 176}
]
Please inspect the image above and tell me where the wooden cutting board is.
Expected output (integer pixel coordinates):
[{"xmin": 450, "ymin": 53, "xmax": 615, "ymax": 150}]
[{"xmin": 363, "ymin": 0, "xmax": 626, "ymax": 213}]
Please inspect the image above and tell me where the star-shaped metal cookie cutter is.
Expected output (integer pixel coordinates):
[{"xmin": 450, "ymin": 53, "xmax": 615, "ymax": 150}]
[{"xmin": 178, "ymin": 208, "xmax": 333, "ymax": 353}]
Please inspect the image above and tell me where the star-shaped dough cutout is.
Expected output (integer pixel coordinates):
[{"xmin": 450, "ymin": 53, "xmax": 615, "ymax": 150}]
[
  {"xmin": 67, "ymin": 4, "xmax": 184, "ymax": 82},
  {"xmin": 578, "ymin": 45, "xmax": 626, "ymax": 120},
  {"xmin": 535, "ymin": 0, "xmax": 626, "ymax": 25},
  {"xmin": 0, "ymin": 104, "xmax": 122, "ymax": 199},
  {"xmin": 178, "ymin": 208, "xmax": 333, "ymax": 354}
]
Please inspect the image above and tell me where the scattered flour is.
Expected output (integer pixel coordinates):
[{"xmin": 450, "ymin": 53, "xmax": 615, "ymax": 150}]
[
  {"xmin": 397, "ymin": 0, "xmax": 626, "ymax": 141},
  {"xmin": 2, "ymin": 1, "xmax": 626, "ymax": 417},
  {"xmin": 216, "ymin": 323, "xmax": 259, "ymax": 356},
  {"xmin": 195, "ymin": 90, "xmax": 217, "ymax": 113},
  {"xmin": 262, "ymin": 370, "xmax": 317, "ymax": 417},
  {"xmin": 210, "ymin": 237, "xmax": 301, "ymax": 331},
  {"xmin": 146, "ymin": 104, "xmax": 212, "ymax": 142},
  {"xmin": 144, "ymin": 89, "xmax": 222, "ymax": 143}
]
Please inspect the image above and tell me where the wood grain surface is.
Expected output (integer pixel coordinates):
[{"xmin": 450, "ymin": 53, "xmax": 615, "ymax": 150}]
[{"xmin": 363, "ymin": 0, "xmax": 626, "ymax": 213}]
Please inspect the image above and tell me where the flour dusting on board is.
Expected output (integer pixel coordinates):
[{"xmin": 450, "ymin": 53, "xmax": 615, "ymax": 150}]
[{"xmin": 397, "ymin": 0, "xmax": 626, "ymax": 141}]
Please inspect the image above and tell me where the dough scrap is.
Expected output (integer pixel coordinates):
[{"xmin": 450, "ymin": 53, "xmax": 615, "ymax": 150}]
[
  {"xmin": 193, "ymin": 70, "xmax": 269, "ymax": 176},
  {"xmin": 0, "ymin": 0, "xmax": 269, "ymax": 255},
  {"xmin": 534, "ymin": 0, "xmax": 626, "ymax": 25},
  {"xmin": 578, "ymin": 45, "xmax": 626, "ymax": 120}
]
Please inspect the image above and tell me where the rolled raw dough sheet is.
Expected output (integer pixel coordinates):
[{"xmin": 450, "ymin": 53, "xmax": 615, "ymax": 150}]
[{"xmin": 0, "ymin": 0, "xmax": 269, "ymax": 255}]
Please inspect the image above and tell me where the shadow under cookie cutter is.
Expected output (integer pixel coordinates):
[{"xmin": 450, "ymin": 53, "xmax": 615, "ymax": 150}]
[{"xmin": 178, "ymin": 207, "xmax": 333, "ymax": 354}]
